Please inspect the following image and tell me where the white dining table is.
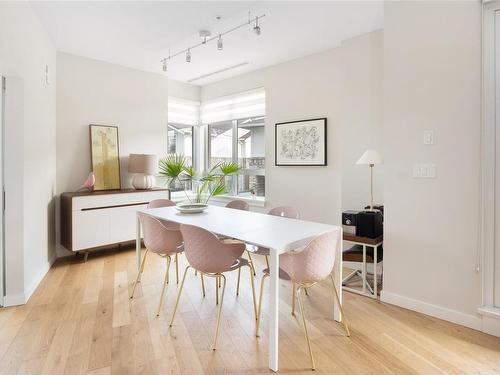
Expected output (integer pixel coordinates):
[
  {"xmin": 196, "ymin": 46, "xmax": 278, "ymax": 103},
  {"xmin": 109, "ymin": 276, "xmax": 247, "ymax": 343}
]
[{"xmin": 135, "ymin": 205, "xmax": 343, "ymax": 372}]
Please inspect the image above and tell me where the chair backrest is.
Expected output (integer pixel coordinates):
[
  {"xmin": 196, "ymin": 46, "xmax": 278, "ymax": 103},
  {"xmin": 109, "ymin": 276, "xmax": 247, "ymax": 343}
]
[
  {"xmin": 280, "ymin": 229, "xmax": 341, "ymax": 284},
  {"xmin": 226, "ymin": 199, "xmax": 250, "ymax": 211},
  {"xmin": 148, "ymin": 198, "xmax": 179, "ymax": 230},
  {"xmin": 267, "ymin": 206, "xmax": 300, "ymax": 219},
  {"xmin": 148, "ymin": 198, "xmax": 176, "ymax": 209},
  {"xmin": 180, "ymin": 224, "xmax": 244, "ymax": 274},
  {"xmin": 139, "ymin": 213, "xmax": 183, "ymax": 254}
]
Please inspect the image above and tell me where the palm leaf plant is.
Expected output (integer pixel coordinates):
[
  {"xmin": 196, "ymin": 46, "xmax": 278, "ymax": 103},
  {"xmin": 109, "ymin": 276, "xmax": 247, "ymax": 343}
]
[{"xmin": 158, "ymin": 154, "xmax": 241, "ymax": 204}]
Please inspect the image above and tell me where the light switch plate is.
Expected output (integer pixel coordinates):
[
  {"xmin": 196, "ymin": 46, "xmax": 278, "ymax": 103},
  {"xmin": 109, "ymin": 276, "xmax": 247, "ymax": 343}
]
[
  {"xmin": 413, "ymin": 163, "xmax": 436, "ymax": 178},
  {"xmin": 423, "ymin": 130, "xmax": 434, "ymax": 145}
]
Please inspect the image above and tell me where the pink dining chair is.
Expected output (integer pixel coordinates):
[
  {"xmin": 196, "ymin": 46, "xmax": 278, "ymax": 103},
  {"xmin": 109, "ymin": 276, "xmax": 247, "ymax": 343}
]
[
  {"xmin": 225, "ymin": 199, "xmax": 250, "ymax": 211},
  {"xmin": 147, "ymin": 198, "xmax": 182, "ymax": 282},
  {"xmin": 169, "ymin": 224, "xmax": 257, "ymax": 350},
  {"xmin": 255, "ymin": 229, "xmax": 350, "ymax": 370},
  {"xmin": 130, "ymin": 213, "xmax": 186, "ymax": 317}
]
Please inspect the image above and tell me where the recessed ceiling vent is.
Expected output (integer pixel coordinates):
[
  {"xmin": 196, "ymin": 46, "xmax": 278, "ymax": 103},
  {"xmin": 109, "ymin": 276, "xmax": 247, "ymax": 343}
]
[{"xmin": 187, "ymin": 62, "xmax": 249, "ymax": 83}]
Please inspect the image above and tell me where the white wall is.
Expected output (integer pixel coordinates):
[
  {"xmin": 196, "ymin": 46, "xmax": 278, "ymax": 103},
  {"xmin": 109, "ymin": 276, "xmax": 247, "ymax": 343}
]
[
  {"xmin": 340, "ymin": 31, "xmax": 384, "ymax": 211},
  {"xmin": 202, "ymin": 31, "xmax": 383, "ymax": 225},
  {"xmin": 381, "ymin": 1, "xmax": 483, "ymax": 329},
  {"xmin": 57, "ymin": 52, "xmax": 171, "ymax": 194},
  {"xmin": 0, "ymin": 2, "xmax": 57, "ymax": 305}
]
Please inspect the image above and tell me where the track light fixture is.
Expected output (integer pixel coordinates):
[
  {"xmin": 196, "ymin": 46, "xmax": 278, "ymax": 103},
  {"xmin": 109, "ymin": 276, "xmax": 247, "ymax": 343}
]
[
  {"xmin": 160, "ymin": 12, "xmax": 265, "ymax": 71},
  {"xmin": 253, "ymin": 16, "xmax": 261, "ymax": 36},
  {"xmin": 217, "ymin": 34, "xmax": 223, "ymax": 50}
]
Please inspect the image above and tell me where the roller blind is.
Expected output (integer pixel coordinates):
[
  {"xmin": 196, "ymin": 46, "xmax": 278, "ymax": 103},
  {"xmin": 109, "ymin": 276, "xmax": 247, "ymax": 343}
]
[
  {"xmin": 200, "ymin": 88, "xmax": 265, "ymax": 124},
  {"xmin": 168, "ymin": 97, "xmax": 200, "ymax": 126}
]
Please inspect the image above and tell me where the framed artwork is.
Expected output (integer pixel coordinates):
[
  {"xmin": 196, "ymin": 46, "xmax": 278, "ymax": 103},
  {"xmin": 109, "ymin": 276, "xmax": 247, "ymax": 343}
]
[
  {"xmin": 275, "ymin": 118, "xmax": 327, "ymax": 166},
  {"xmin": 89, "ymin": 124, "xmax": 121, "ymax": 190}
]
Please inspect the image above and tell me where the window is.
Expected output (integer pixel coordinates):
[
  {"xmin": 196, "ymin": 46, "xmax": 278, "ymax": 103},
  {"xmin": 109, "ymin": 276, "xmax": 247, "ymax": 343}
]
[
  {"xmin": 167, "ymin": 123, "xmax": 194, "ymax": 192},
  {"xmin": 209, "ymin": 116, "xmax": 265, "ymax": 198},
  {"xmin": 168, "ymin": 89, "xmax": 265, "ymax": 199}
]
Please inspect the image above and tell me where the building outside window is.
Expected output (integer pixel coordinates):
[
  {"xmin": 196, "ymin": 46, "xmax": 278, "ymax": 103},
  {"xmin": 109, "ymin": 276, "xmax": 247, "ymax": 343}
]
[{"xmin": 209, "ymin": 116, "xmax": 265, "ymax": 198}]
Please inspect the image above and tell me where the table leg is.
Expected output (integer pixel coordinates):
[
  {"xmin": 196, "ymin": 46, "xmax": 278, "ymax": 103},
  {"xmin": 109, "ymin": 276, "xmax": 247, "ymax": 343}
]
[
  {"xmin": 362, "ymin": 245, "xmax": 367, "ymax": 294},
  {"xmin": 136, "ymin": 213, "xmax": 141, "ymax": 271},
  {"xmin": 374, "ymin": 244, "xmax": 378, "ymax": 298},
  {"xmin": 333, "ymin": 232, "xmax": 342, "ymax": 322},
  {"xmin": 268, "ymin": 249, "xmax": 279, "ymax": 372}
]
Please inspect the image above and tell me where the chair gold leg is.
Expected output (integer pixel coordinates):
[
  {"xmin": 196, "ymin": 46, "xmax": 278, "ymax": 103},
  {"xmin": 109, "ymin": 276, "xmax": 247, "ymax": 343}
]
[
  {"xmin": 247, "ymin": 251, "xmax": 256, "ymax": 275},
  {"xmin": 304, "ymin": 287, "xmax": 309, "ymax": 296},
  {"xmin": 292, "ymin": 283, "xmax": 296, "ymax": 316},
  {"xmin": 175, "ymin": 253, "xmax": 179, "ymax": 284},
  {"xmin": 236, "ymin": 267, "xmax": 241, "ymax": 296},
  {"xmin": 297, "ymin": 286, "xmax": 315, "ymax": 370},
  {"xmin": 200, "ymin": 273, "xmax": 206, "ymax": 297},
  {"xmin": 248, "ymin": 264, "xmax": 258, "ymax": 320},
  {"xmin": 265, "ymin": 255, "xmax": 270, "ymax": 269},
  {"xmin": 213, "ymin": 274, "xmax": 227, "ymax": 350},
  {"xmin": 330, "ymin": 274, "xmax": 350, "ymax": 337},
  {"xmin": 216, "ymin": 277, "xmax": 219, "ymax": 305},
  {"xmin": 130, "ymin": 249, "xmax": 149, "ymax": 299},
  {"xmin": 256, "ymin": 273, "xmax": 268, "ymax": 337},
  {"xmin": 169, "ymin": 266, "xmax": 190, "ymax": 327},
  {"xmin": 156, "ymin": 255, "xmax": 171, "ymax": 317}
]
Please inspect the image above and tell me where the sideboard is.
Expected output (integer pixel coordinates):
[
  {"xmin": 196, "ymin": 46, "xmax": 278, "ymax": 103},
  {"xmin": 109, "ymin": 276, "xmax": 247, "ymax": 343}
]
[{"xmin": 60, "ymin": 189, "xmax": 169, "ymax": 260}]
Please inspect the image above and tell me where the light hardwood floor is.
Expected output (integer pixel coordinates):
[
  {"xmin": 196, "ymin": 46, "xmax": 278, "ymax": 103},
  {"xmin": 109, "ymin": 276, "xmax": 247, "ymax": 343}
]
[{"xmin": 0, "ymin": 246, "xmax": 499, "ymax": 375}]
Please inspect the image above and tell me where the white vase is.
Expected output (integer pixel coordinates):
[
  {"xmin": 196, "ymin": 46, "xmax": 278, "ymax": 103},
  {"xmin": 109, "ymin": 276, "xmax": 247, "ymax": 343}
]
[{"xmin": 131, "ymin": 174, "xmax": 155, "ymax": 190}]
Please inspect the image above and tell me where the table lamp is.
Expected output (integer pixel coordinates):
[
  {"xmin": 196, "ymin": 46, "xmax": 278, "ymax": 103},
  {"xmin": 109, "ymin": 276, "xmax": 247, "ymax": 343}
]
[
  {"xmin": 128, "ymin": 154, "xmax": 158, "ymax": 190},
  {"xmin": 356, "ymin": 149, "xmax": 383, "ymax": 211}
]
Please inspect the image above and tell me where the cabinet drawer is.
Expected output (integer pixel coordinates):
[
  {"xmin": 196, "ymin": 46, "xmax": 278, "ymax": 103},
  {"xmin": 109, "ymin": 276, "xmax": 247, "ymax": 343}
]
[
  {"xmin": 109, "ymin": 204, "xmax": 148, "ymax": 243},
  {"xmin": 72, "ymin": 191, "xmax": 168, "ymax": 211},
  {"xmin": 72, "ymin": 210, "xmax": 110, "ymax": 251}
]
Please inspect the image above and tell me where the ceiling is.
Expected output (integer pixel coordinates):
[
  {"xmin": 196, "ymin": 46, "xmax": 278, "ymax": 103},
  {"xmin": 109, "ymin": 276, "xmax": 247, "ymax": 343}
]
[{"xmin": 31, "ymin": 1, "xmax": 383, "ymax": 86}]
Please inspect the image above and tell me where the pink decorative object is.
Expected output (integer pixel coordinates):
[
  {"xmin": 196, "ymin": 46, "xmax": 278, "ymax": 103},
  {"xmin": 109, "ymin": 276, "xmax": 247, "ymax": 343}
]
[{"xmin": 76, "ymin": 172, "xmax": 95, "ymax": 192}]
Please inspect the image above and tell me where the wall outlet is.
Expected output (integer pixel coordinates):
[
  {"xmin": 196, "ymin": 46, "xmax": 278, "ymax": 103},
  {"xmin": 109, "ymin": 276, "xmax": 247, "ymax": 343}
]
[
  {"xmin": 423, "ymin": 130, "xmax": 434, "ymax": 145},
  {"xmin": 413, "ymin": 163, "xmax": 436, "ymax": 178}
]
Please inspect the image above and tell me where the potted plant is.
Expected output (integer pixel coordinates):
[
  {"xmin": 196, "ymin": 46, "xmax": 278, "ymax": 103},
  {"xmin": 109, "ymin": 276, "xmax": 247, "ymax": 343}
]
[{"xmin": 158, "ymin": 154, "xmax": 241, "ymax": 213}]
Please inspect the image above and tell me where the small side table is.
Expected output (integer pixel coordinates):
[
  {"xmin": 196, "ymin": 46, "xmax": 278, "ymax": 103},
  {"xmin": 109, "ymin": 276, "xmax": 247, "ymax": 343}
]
[{"xmin": 342, "ymin": 233, "xmax": 383, "ymax": 299}]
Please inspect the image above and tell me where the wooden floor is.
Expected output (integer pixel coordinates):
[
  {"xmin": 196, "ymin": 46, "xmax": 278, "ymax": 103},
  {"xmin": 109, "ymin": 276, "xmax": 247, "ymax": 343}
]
[{"xmin": 0, "ymin": 246, "xmax": 499, "ymax": 375}]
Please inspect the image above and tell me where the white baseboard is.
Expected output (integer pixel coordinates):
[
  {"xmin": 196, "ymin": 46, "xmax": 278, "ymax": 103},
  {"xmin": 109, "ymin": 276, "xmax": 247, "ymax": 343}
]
[
  {"xmin": 380, "ymin": 290, "xmax": 482, "ymax": 331},
  {"xmin": 4, "ymin": 292, "xmax": 26, "ymax": 306},
  {"xmin": 4, "ymin": 253, "xmax": 57, "ymax": 307}
]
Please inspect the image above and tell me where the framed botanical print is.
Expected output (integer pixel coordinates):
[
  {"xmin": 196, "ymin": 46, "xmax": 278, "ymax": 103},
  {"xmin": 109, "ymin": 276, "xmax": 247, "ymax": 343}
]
[
  {"xmin": 89, "ymin": 124, "xmax": 121, "ymax": 190},
  {"xmin": 275, "ymin": 118, "xmax": 327, "ymax": 166}
]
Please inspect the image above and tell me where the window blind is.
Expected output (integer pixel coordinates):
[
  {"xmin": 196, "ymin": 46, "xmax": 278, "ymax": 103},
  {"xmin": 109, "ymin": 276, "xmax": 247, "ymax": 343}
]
[
  {"xmin": 200, "ymin": 88, "xmax": 265, "ymax": 124},
  {"xmin": 168, "ymin": 97, "xmax": 200, "ymax": 126}
]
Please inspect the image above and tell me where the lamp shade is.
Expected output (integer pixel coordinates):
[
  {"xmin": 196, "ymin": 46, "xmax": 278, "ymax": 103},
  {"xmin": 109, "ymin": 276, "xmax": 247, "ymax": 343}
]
[
  {"xmin": 356, "ymin": 149, "xmax": 383, "ymax": 165},
  {"xmin": 128, "ymin": 154, "xmax": 158, "ymax": 175}
]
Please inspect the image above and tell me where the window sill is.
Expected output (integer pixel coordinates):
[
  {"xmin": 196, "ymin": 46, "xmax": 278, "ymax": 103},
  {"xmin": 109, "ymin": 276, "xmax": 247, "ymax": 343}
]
[{"xmin": 170, "ymin": 191, "xmax": 266, "ymax": 208}]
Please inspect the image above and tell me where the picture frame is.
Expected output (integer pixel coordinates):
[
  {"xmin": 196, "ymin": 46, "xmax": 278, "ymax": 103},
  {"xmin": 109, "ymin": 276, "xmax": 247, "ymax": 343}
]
[
  {"xmin": 89, "ymin": 124, "xmax": 121, "ymax": 190},
  {"xmin": 275, "ymin": 118, "xmax": 327, "ymax": 166}
]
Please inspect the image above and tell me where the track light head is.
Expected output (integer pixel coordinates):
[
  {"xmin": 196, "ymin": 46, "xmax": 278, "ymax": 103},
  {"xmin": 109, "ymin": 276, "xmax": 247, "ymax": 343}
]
[
  {"xmin": 254, "ymin": 17, "xmax": 261, "ymax": 35},
  {"xmin": 186, "ymin": 49, "xmax": 191, "ymax": 63},
  {"xmin": 162, "ymin": 60, "xmax": 167, "ymax": 72},
  {"xmin": 217, "ymin": 34, "xmax": 223, "ymax": 50}
]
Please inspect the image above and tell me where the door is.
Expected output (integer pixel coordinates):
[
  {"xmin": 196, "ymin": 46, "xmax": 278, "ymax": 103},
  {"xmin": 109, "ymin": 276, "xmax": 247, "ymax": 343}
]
[
  {"xmin": 495, "ymin": 11, "xmax": 500, "ymax": 308},
  {"xmin": 0, "ymin": 76, "xmax": 5, "ymax": 307}
]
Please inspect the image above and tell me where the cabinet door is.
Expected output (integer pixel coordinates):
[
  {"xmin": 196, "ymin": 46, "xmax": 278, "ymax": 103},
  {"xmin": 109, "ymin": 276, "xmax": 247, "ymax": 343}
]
[
  {"xmin": 73, "ymin": 210, "xmax": 110, "ymax": 251},
  {"xmin": 109, "ymin": 204, "xmax": 148, "ymax": 244}
]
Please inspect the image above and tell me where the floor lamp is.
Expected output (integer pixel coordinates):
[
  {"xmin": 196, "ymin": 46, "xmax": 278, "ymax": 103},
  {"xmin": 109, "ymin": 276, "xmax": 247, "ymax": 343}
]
[{"xmin": 356, "ymin": 149, "xmax": 383, "ymax": 211}]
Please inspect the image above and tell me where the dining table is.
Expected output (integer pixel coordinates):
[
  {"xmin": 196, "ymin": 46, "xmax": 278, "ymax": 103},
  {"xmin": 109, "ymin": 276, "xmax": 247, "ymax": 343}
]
[{"xmin": 136, "ymin": 204, "xmax": 343, "ymax": 372}]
